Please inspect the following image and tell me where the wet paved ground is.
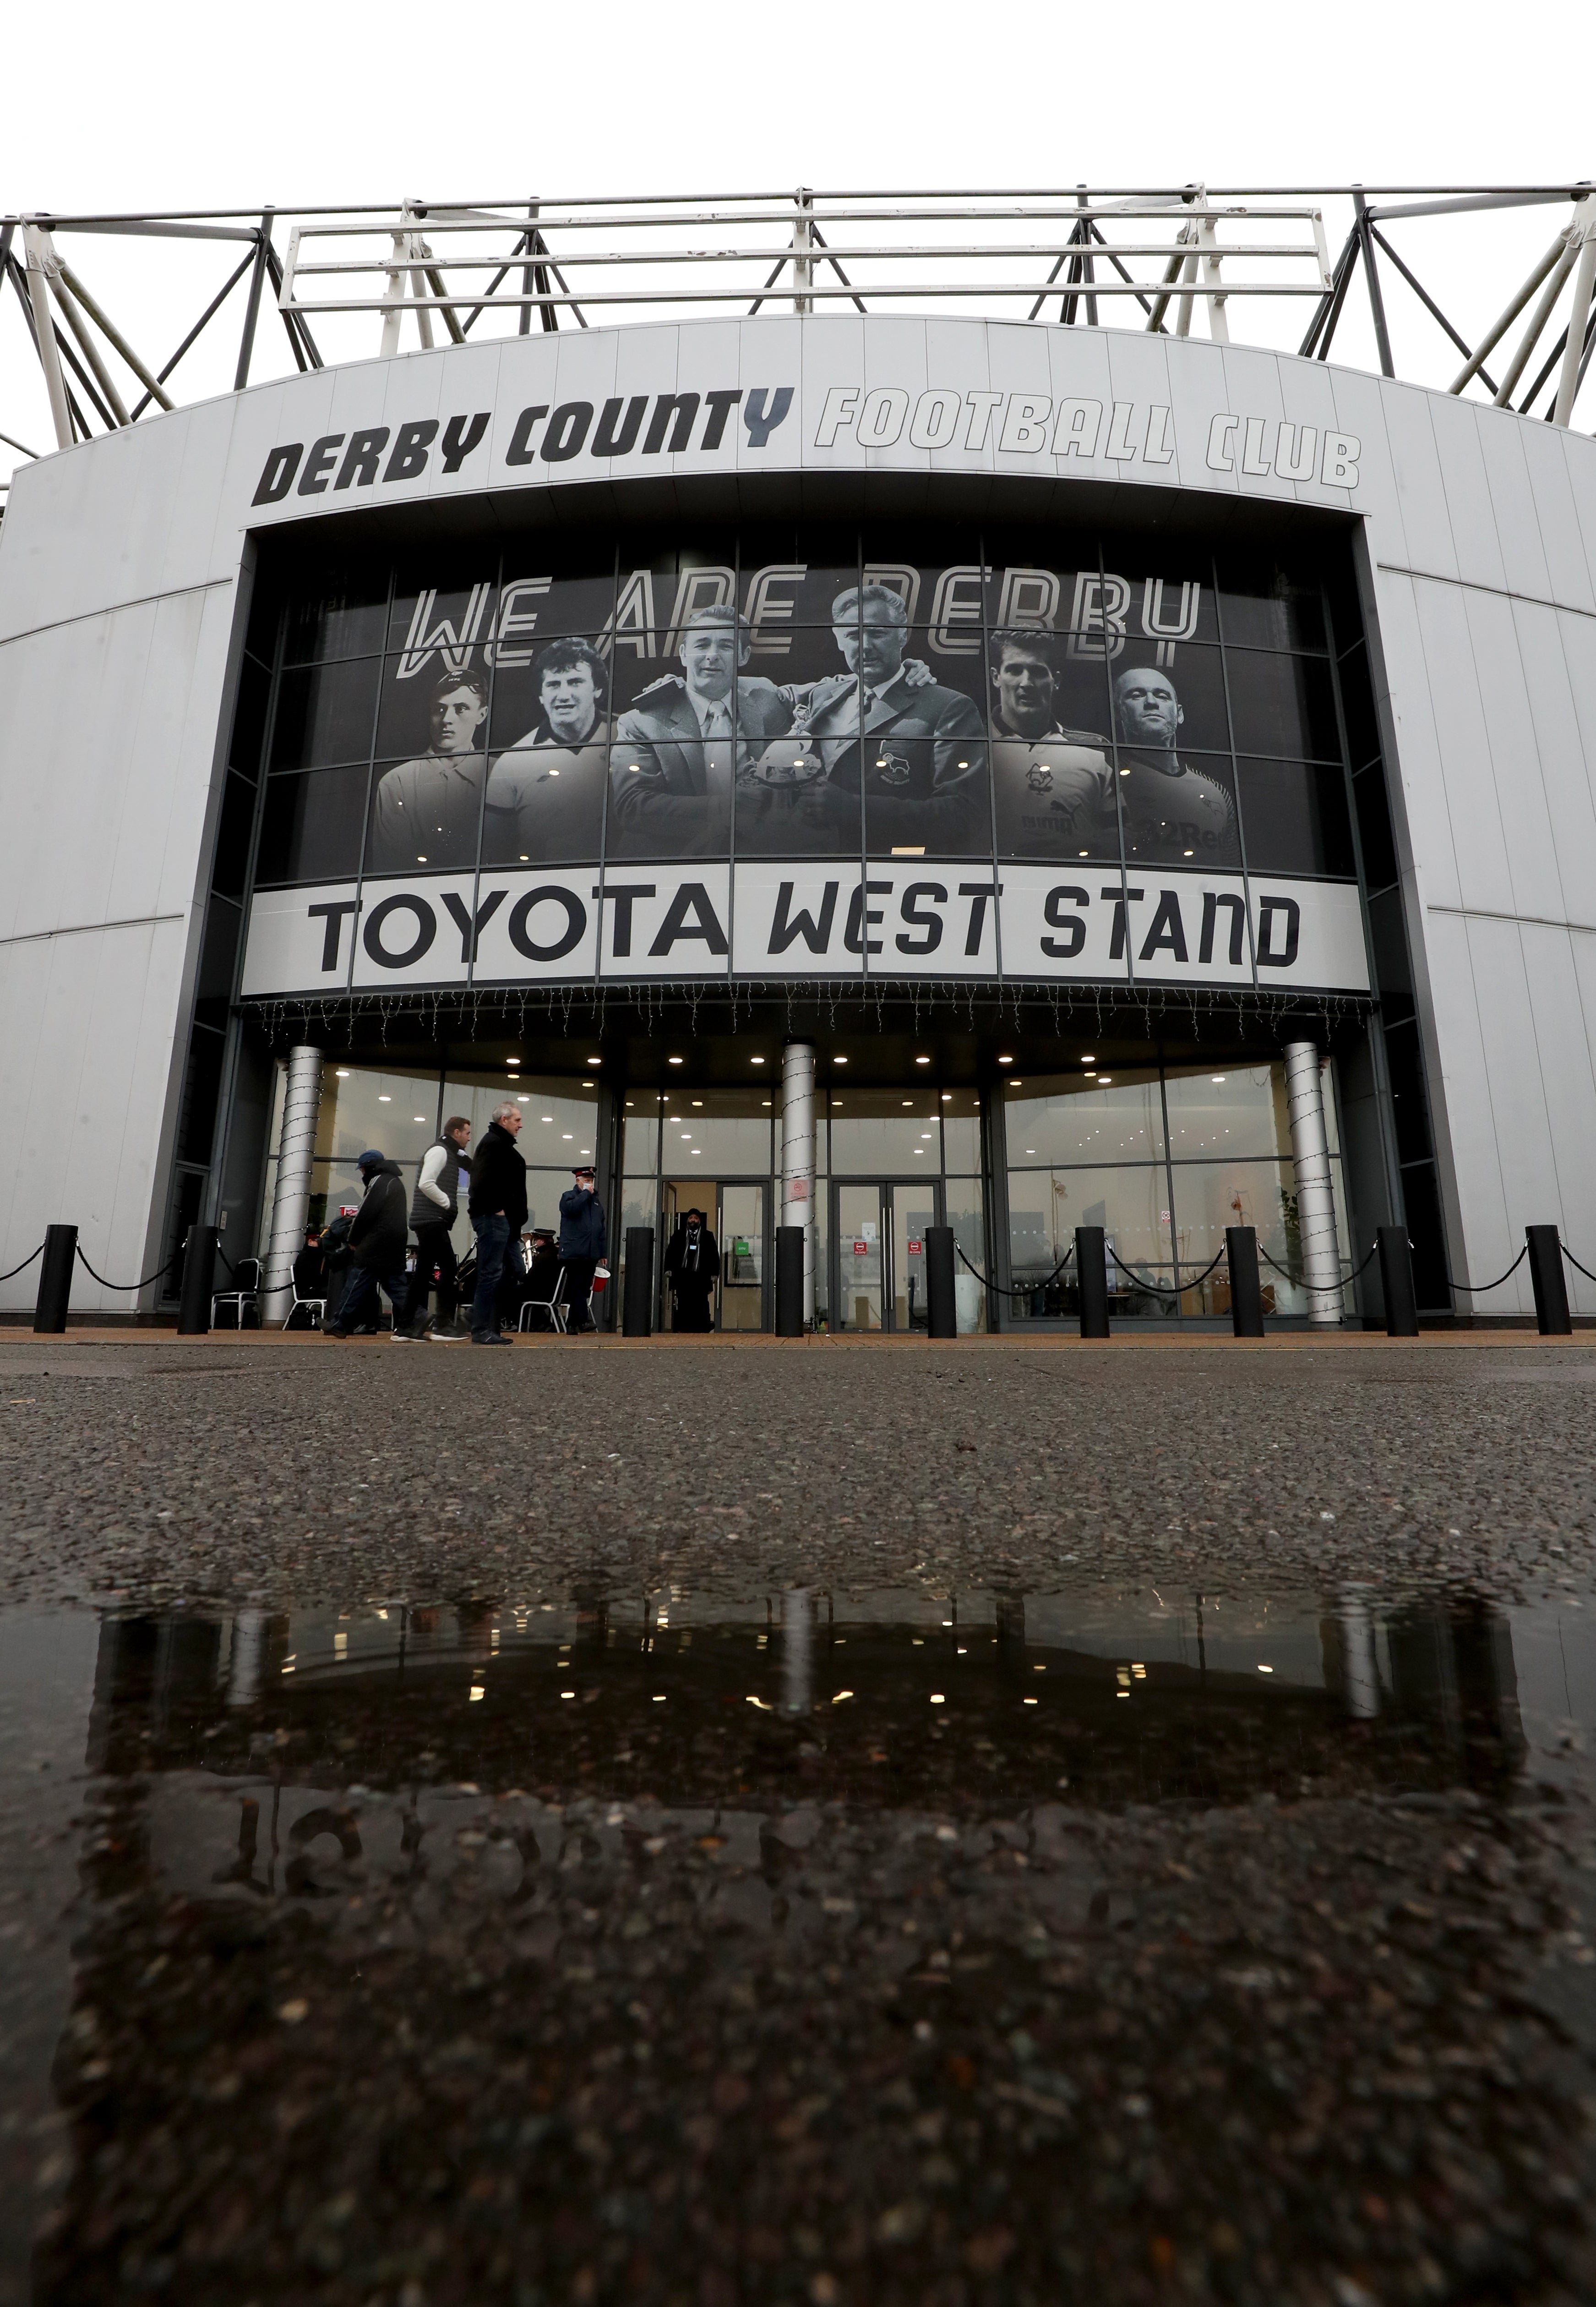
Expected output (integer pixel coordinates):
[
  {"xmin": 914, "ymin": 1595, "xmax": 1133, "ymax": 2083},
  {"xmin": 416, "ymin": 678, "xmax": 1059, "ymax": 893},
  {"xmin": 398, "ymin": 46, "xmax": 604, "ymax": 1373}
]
[{"xmin": 5, "ymin": 1331, "xmax": 1596, "ymax": 2304}]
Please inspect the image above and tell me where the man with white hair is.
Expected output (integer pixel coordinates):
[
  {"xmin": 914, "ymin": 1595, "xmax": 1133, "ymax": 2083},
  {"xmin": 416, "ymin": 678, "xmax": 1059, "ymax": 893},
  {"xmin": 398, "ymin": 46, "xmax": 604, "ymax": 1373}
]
[
  {"xmin": 748, "ymin": 584, "xmax": 986, "ymax": 853},
  {"xmin": 465, "ymin": 1102, "xmax": 528, "ymax": 1346}
]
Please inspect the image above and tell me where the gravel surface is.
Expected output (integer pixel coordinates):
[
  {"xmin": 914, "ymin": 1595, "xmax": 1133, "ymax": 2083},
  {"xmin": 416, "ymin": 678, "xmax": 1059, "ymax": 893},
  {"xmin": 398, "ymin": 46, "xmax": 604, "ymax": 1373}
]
[{"xmin": 1, "ymin": 1333, "xmax": 1594, "ymax": 1612}]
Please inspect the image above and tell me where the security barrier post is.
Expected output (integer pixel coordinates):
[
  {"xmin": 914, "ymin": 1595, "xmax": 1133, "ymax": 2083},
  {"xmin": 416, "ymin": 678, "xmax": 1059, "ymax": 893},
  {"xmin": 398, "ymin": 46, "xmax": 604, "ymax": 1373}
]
[
  {"xmin": 622, "ymin": 1227, "xmax": 654, "ymax": 1337},
  {"xmin": 177, "ymin": 1225, "xmax": 219, "ymax": 1337},
  {"xmin": 775, "ymin": 1226, "xmax": 806, "ymax": 1336},
  {"xmin": 1377, "ymin": 1226, "xmax": 1419, "ymax": 1337},
  {"xmin": 1226, "ymin": 1226, "xmax": 1264, "ymax": 1337},
  {"xmin": 33, "ymin": 1225, "xmax": 77, "ymax": 1334},
  {"xmin": 925, "ymin": 1226, "xmax": 957, "ymax": 1339},
  {"xmin": 1526, "ymin": 1224, "xmax": 1572, "ymax": 1335},
  {"xmin": 1076, "ymin": 1225, "xmax": 1110, "ymax": 1339}
]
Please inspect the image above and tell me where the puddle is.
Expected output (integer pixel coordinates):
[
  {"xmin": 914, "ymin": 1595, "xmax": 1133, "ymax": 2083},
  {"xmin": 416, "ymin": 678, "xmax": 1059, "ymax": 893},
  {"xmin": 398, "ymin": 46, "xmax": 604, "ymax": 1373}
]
[{"xmin": 6, "ymin": 1582, "xmax": 1596, "ymax": 2302}]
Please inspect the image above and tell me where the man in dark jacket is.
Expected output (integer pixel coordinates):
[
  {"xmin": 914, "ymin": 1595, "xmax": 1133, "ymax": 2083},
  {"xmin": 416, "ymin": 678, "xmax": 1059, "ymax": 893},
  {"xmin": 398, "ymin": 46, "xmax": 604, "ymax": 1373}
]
[
  {"xmin": 558, "ymin": 1164, "xmax": 607, "ymax": 1335},
  {"xmin": 325, "ymin": 1152, "xmax": 409, "ymax": 1338},
  {"xmin": 663, "ymin": 1208, "xmax": 719, "ymax": 1332},
  {"xmin": 467, "ymin": 1104, "xmax": 528, "ymax": 1345}
]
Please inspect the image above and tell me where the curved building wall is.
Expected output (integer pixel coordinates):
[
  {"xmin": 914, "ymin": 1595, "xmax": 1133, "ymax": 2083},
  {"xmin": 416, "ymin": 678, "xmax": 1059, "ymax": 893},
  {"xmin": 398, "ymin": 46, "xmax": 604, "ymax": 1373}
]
[{"xmin": 1, "ymin": 317, "xmax": 1595, "ymax": 1318}]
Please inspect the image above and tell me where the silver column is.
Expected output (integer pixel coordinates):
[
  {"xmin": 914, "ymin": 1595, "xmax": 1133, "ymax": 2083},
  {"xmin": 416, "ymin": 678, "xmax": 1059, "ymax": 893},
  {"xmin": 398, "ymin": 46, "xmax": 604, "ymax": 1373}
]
[
  {"xmin": 1283, "ymin": 1040, "xmax": 1342, "ymax": 1327},
  {"xmin": 782, "ymin": 1590, "xmax": 813, "ymax": 1716},
  {"xmin": 262, "ymin": 1044, "xmax": 324, "ymax": 1323},
  {"xmin": 781, "ymin": 1039, "xmax": 817, "ymax": 1325}
]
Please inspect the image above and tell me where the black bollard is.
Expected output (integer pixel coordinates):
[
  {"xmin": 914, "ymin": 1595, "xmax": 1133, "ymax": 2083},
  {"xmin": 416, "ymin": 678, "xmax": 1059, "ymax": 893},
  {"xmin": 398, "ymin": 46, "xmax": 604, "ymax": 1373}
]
[
  {"xmin": 1377, "ymin": 1225, "xmax": 1419, "ymax": 1337},
  {"xmin": 33, "ymin": 1224, "xmax": 77, "ymax": 1334},
  {"xmin": 1226, "ymin": 1226, "xmax": 1265, "ymax": 1337},
  {"xmin": 622, "ymin": 1227, "xmax": 655, "ymax": 1337},
  {"xmin": 177, "ymin": 1224, "xmax": 219, "ymax": 1337},
  {"xmin": 775, "ymin": 1226, "xmax": 806, "ymax": 1336},
  {"xmin": 925, "ymin": 1226, "xmax": 957, "ymax": 1339},
  {"xmin": 1076, "ymin": 1225, "xmax": 1110, "ymax": 1339},
  {"xmin": 1526, "ymin": 1224, "xmax": 1572, "ymax": 1336}
]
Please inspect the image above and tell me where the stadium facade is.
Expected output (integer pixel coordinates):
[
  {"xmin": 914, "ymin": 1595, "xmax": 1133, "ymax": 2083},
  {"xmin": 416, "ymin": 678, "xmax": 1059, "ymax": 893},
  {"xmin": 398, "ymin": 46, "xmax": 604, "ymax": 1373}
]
[{"xmin": 3, "ymin": 301, "xmax": 1596, "ymax": 1330}]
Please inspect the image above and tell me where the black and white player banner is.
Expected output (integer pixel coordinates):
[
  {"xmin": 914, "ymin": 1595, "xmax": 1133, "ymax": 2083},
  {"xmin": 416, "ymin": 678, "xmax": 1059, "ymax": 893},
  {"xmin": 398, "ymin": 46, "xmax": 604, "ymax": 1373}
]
[{"xmin": 241, "ymin": 864, "xmax": 1370, "ymax": 996}]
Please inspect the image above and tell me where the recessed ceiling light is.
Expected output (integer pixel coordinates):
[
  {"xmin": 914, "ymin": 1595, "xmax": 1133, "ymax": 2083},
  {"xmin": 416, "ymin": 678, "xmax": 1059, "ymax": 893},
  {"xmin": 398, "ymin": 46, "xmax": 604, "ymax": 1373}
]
[
  {"xmin": 587, "ymin": 1057, "xmax": 601, "ymax": 1067},
  {"xmin": 335, "ymin": 1069, "xmax": 350, "ymax": 1078},
  {"xmin": 997, "ymin": 1055, "xmax": 1013, "ymax": 1066},
  {"xmin": 378, "ymin": 1094, "xmax": 391, "ymax": 1102},
  {"xmin": 1081, "ymin": 1055, "xmax": 1095, "ymax": 1063},
  {"xmin": 751, "ymin": 1055, "xmax": 765, "ymax": 1065},
  {"xmin": 915, "ymin": 1055, "xmax": 930, "ymax": 1066},
  {"xmin": 833, "ymin": 1056, "xmax": 847, "ymax": 1066},
  {"xmin": 668, "ymin": 1056, "xmax": 683, "ymax": 1066}
]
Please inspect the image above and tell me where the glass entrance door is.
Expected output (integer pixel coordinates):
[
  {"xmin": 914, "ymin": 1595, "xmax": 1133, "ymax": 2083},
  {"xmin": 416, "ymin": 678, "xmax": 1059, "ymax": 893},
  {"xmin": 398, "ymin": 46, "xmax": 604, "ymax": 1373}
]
[
  {"xmin": 661, "ymin": 1177, "xmax": 768, "ymax": 1331},
  {"xmin": 832, "ymin": 1181, "xmax": 944, "ymax": 1333}
]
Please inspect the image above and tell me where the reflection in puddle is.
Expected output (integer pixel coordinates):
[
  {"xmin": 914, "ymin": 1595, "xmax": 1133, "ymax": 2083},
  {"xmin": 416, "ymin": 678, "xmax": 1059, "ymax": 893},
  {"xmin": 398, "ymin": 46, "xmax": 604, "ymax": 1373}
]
[{"xmin": 10, "ymin": 1584, "xmax": 1596, "ymax": 2304}]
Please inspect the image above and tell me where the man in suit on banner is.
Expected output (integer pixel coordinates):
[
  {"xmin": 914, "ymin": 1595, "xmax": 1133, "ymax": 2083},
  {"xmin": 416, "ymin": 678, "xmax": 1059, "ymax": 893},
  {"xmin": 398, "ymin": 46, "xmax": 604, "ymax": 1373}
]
[
  {"xmin": 610, "ymin": 605, "xmax": 792, "ymax": 856},
  {"xmin": 747, "ymin": 585, "xmax": 986, "ymax": 853}
]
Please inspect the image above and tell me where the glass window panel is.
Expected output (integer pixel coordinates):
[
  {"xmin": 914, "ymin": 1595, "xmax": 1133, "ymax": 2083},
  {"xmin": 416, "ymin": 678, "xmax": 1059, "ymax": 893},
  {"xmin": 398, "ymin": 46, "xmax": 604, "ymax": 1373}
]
[
  {"xmin": 1367, "ymin": 885, "xmax": 1412, "ymax": 1003},
  {"xmin": 1008, "ymin": 1164, "xmax": 1174, "ymax": 1278},
  {"xmin": 229, "ymin": 657, "xmax": 271, "ymax": 779},
  {"xmin": 210, "ymin": 773, "xmax": 258, "ymax": 899},
  {"xmin": 1110, "ymin": 644, "xmax": 1231, "ymax": 757},
  {"xmin": 1234, "ymin": 759, "xmax": 1356, "ymax": 877},
  {"xmin": 1214, "ymin": 558, "xmax": 1328, "ymax": 653},
  {"xmin": 1171, "ymin": 1158, "xmax": 1351, "ymax": 1318},
  {"xmin": 659, "ymin": 1088, "xmax": 771, "ymax": 1175},
  {"xmin": 482, "ymin": 650, "xmax": 608, "ymax": 868},
  {"xmin": 268, "ymin": 658, "xmax": 381, "ymax": 771},
  {"xmin": 386, "ymin": 569, "xmax": 501, "ymax": 660},
  {"xmin": 1224, "ymin": 649, "xmax": 1342, "ymax": 761},
  {"xmin": 493, "ymin": 557, "xmax": 618, "ymax": 649},
  {"xmin": 736, "ymin": 624, "xmax": 861, "ymax": 858},
  {"xmin": 255, "ymin": 766, "xmax": 369, "ymax": 886},
  {"xmin": 1336, "ymin": 641, "xmax": 1382, "ymax": 771},
  {"xmin": 487, "ymin": 634, "xmax": 611, "ymax": 758},
  {"xmin": 374, "ymin": 656, "xmax": 491, "ymax": 769},
  {"xmin": 1352, "ymin": 763, "xmax": 1399, "ymax": 891},
  {"xmin": 1163, "ymin": 1062, "xmax": 1291, "ymax": 1163},
  {"xmin": 1120, "ymin": 752, "xmax": 1239, "ymax": 869},
  {"xmin": 828, "ymin": 1088, "xmax": 943, "ymax": 1173},
  {"xmin": 812, "ymin": 1183, "xmax": 830, "ymax": 1328},
  {"xmin": 283, "ymin": 572, "xmax": 390, "ymax": 664},
  {"xmin": 621, "ymin": 1101, "xmax": 661, "ymax": 1173},
  {"xmin": 1095, "ymin": 538, "xmax": 1221, "ymax": 647},
  {"xmin": 1003, "ymin": 1069, "xmax": 1163, "ymax": 1164},
  {"xmin": 443, "ymin": 1076, "xmax": 601, "ymax": 1165},
  {"xmin": 944, "ymin": 1175, "xmax": 988, "ymax": 1334},
  {"xmin": 989, "ymin": 628, "xmax": 1116, "ymax": 862},
  {"xmin": 523, "ymin": 1168, "xmax": 586, "ymax": 1233},
  {"xmin": 941, "ymin": 1096, "xmax": 983, "ymax": 1172},
  {"xmin": 313, "ymin": 1065, "xmax": 441, "ymax": 1166},
  {"xmin": 742, "ymin": 528, "xmax": 860, "ymax": 638},
  {"xmin": 366, "ymin": 752, "xmax": 487, "ymax": 876}
]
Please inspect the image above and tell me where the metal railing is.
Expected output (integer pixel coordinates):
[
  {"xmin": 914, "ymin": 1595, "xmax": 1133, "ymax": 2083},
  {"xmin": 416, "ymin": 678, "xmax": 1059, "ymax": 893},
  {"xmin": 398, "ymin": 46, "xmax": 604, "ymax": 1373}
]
[{"xmin": 2, "ymin": 183, "xmax": 1594, "ymax": 466}]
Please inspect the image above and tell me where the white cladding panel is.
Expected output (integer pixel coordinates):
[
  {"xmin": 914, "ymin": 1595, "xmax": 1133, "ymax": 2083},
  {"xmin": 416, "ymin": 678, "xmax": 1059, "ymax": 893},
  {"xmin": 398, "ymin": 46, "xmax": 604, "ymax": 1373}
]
[{"xmin": 2, "ymin": 316, "xmax": 1596, "ymax": 1312}]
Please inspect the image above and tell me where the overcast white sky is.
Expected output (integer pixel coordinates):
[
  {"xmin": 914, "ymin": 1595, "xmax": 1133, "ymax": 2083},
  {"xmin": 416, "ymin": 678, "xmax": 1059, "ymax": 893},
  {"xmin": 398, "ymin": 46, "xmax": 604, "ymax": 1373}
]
[{"xmin": 2, "ymin": 0, "xmax": 1591, "ymax": 484}]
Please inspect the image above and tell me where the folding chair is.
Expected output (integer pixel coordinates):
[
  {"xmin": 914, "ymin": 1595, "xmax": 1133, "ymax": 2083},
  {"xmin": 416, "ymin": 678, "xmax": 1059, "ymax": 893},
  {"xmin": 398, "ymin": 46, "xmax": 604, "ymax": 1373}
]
[
  {"xmin": 519, "ymin": 1266, "xmax": 568, "ymax": 1334},
  {"xmin": 283, "ymin": 1281, "xmax": 327, "ymax": 1331},
  {"xmin": 212, "ymin": 1257, "xmax": 261, "ymax": 1329}
]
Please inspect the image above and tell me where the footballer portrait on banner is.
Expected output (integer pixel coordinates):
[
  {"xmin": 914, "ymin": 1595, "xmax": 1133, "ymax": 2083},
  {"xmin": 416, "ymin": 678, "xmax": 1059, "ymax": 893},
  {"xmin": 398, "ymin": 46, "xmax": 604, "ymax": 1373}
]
[{"xmin": 986, "ymin": 627, "xmax": 1116, "ymax": 858}]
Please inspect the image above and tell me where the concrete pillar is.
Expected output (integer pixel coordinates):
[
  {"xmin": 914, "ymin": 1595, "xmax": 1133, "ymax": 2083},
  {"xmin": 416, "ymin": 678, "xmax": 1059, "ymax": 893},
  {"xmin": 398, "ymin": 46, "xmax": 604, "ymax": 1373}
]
[
  {"xmin": 1283, "ymin": 1040, "xmax": 1343, "ymax": 1327},
  {"xmin": 1338, "ymin": 1590, "xmax": 1380, "ymax": 1718},
  {"xmin": 262, "ymin": 1045, "xmax": 323, "ymax": 1322},
  {"xmin": 781, "ymin": 1040, "xmax": 817, "ymax": 1326},
  {"xmin": 782, "ymin": 1590, "xmax": 813, "ymax": 1716}
]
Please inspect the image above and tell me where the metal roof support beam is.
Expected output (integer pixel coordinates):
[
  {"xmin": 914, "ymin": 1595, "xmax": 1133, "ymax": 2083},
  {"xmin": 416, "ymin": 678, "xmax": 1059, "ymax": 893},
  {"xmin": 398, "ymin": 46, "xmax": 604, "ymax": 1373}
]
[
  {"xmin": 234, "ymin": 211, "xmax": 274, "ymax": 390},
  {"xmin": 48, "ymin": 271, "xmax": 130, "ymax": 424},
  {"xmin": 1553, "ymin": 198, "xmax": 1596, "ymax": 426},
  {"xmin": 1445, "ymin": 230, "xmax": 1571, "ymax": 395},
  {"xmin": 1368, "ymin": 224, "xmax": 1497, "ymax": 395},
  {"xmin": 1492, "ymin": 234, "xmax": 1580, "ymax": 407},
  {"xmin": 55, "ymin": 261, "xmax": 173, "ymax": 413},
  {"xmin": 1354, "ymin": 191, "xmax": 1394, "ymax": 377},
  {"xmin": 21, "ymin": 225, "xmax": 74, "ymax": 448}
]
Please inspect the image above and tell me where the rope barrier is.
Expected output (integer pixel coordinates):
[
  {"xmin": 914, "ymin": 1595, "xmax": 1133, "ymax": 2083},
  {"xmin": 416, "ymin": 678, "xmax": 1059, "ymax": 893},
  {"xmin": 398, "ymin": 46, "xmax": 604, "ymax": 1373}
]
[
  {"xmin": 1562, "ymin": 1243, "xmax": 1596, "ymax": 1286},
  {"xmin": 954, "ymin": 1239, "xmax": 1075, "ymax": 1303},
  {"xmin": 73, "ymin": 1247, "xmax": 175, "ymax": 1293},
  {"xmin": 1107, "ymin": 1246, "xmax": 1229, "ymax": 1301},
  {"xmin": 0, "ymin": 1244, "xmax": 44, "ymax": 1284},
  {"xmin": 1437, "ymin": 1243, "xmax": 1528, "ymax": 1295}
]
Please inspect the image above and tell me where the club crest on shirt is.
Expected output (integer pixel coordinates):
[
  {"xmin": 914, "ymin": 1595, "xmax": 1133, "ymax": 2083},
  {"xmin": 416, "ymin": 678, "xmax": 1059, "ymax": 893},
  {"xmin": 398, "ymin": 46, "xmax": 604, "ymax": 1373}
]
[
  {"xmin": 1025, "ymin": 762, "xmax": 1054, "ymax": 793},
  {"xmin": 875, "ymin": 751, "xmax": 913, "ymax": 787}
]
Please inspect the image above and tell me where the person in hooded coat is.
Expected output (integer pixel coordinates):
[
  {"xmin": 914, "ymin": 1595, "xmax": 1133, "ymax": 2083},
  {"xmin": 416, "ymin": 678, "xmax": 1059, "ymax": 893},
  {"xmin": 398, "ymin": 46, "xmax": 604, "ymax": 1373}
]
[
  {"xmin": 325, "ymin": 1151, "xmax": 409, "ymax": 1338},
  {"xmin": 663, "ymin": 1207, "xmax": 720, "ymax": 1332}
]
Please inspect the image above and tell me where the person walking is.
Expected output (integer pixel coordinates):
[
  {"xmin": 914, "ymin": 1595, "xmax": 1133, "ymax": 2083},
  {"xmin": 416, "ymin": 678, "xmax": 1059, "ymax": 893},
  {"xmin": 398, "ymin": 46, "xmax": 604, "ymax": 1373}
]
[
  {"xmin": 393, "ymin": 1114, "xmax": 472, "ymax": 1341},
  {"xmin": 558, "ymin": 1164, "xmax": 607, "ymax": 1335},
  {"xmin": 663, "ymin": 1206, "xmax": 719, "ymax": 1331},
  {"xmin": 324, "ymin": 1151, "xmax": 409, "ymax": 1338},
  {"xmin": 467, "ymin": 1103, "xmax": 528, "ymax": 1345}
]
